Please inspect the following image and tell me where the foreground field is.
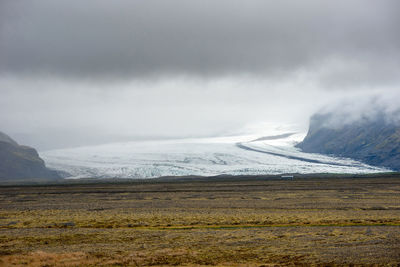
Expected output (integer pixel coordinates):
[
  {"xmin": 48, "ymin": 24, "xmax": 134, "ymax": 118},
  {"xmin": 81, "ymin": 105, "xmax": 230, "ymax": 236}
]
[{"xmin": 1, "ymin": 176, "xmax": 400, "ymax": 266}]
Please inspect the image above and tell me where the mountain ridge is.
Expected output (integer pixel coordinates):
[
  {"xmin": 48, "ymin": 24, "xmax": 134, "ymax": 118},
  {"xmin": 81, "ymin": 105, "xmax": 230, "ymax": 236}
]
[
  {"xmin": 296, "ymin": 113, "xmax": 400, "ymax": 171},
  {"xmin": 0, "ymin": 131, "xmax": 62, "ymax": 180}
]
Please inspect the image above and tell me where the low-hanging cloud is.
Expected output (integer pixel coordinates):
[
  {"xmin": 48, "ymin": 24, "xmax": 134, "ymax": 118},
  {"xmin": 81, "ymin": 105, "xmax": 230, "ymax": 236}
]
[
  {"xmin": 0, "ymin": 75, "xmax": 333, "ymax": 149},
  {"xmin": 314, "ymin": 90, "xmax": 400, "ymax": 129}
]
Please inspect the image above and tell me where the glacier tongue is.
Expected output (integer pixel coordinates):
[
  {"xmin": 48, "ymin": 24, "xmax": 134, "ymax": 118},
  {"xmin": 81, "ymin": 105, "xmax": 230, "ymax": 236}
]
[{"xmin": 40, "ymin": 131, "xmax": 389, "ymax": 179}]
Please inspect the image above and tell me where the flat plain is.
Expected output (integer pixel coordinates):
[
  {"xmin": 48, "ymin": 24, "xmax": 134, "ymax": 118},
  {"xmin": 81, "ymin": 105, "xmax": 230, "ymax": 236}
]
[{"xmin": 1, "ymin": 176, "xmax": 400, "ymax": 266}]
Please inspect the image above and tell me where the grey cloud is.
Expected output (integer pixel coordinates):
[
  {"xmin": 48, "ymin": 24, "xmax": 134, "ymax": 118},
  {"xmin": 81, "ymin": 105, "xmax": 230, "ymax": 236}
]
[
  {"xmin": 1, "ymin": 0, "xmax": 400, "ymax": 86},
  {"xmin": 0, "ymin": 76, "xmax": 331, "ymax": 149},
  {"xmin": 315, "ymin": 90, "xmax": 400, "ymax": 129}
]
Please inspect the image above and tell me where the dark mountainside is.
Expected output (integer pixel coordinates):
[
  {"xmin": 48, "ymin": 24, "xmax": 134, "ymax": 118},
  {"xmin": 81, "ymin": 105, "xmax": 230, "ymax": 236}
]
[
  {"xmin": 297, "ymin": 113, "xmax": 400, "ymax": 171},
  {"xmin": 0, "ymin": 131, "xmax": 61, "ymax": 180}
]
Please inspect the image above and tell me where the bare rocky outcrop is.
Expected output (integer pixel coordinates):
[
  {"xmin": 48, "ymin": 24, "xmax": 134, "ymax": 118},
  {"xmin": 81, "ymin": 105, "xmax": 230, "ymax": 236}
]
[{"xmin": 297, "ymin": 113, "xmax": 400, "ymax": 171}]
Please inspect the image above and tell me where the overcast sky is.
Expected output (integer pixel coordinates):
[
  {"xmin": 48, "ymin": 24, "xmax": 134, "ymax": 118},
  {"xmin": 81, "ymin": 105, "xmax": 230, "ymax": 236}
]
[{"xmin": 1, "ymin": 0, "xmax": 399, "ymax": 149}]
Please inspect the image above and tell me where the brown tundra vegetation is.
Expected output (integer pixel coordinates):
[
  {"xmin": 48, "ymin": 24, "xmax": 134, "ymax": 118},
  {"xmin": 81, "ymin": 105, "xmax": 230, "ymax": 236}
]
[{"xmin": 1, "ymin": 175, "xmax": 400, "ymax": 266}]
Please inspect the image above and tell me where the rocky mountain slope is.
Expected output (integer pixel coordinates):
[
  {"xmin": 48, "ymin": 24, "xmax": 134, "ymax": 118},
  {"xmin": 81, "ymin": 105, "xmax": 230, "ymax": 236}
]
[
  {"xmin": 0, "ymin": 131, "xmax": 61, "ymax": 180},
  {"xmin": 297, "ymin": 113, "xmax": 400, "ymax": 171}
]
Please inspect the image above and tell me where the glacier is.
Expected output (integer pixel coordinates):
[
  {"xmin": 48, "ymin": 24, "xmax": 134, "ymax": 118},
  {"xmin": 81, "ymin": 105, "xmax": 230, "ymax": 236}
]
[{"xmin": 40, "ymin": 127, "xmax": 389, "ymax": 179}]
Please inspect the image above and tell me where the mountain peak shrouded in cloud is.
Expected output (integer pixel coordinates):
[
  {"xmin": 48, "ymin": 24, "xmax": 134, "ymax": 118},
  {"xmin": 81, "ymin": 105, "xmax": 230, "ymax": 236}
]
[
  {"xmin": 1, "ymin": 0, "xmax": 400, "ymax": 149},
  {"xmin": 308, "ymin": 93, "xmax": 400, "ymax": 130},
  {"xmin": 297, "ymin": 99, "xmax": 400, "ymax": 171}
]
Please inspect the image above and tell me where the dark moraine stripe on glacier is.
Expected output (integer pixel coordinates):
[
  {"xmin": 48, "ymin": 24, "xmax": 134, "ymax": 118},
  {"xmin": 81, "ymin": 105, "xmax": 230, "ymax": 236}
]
[
  {"xmin": 235, "ymin": 143, "xmax": 365, "ymax": 168},
  {"xmin": 251, "ymin": 133, "xmax": 297, "ymax": 142}
]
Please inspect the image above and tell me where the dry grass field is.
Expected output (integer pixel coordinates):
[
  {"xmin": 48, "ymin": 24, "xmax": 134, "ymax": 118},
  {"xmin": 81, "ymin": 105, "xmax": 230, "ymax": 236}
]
[{"xmin": 1, "ymin": 176, "xmax": 400, "ymax": 266}]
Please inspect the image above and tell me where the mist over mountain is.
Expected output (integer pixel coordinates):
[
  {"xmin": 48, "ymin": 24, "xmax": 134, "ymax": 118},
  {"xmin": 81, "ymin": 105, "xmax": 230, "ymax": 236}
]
[{"xmin": 297, "ymin": 103, "xmax": 400, "ymax": 171}]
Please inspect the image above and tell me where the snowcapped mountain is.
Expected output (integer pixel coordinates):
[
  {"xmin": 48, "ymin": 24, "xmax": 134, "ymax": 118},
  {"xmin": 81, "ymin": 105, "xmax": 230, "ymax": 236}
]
[{"xmin": 40, "ymin": 125, "xmax": 389, "ymax": 179}]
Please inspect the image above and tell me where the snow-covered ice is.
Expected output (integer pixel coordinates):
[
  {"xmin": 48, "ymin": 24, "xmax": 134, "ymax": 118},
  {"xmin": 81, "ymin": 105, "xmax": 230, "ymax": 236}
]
[{"xmin": 40, "ymin": 125, "xmax": 389, "ymax": 179}]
